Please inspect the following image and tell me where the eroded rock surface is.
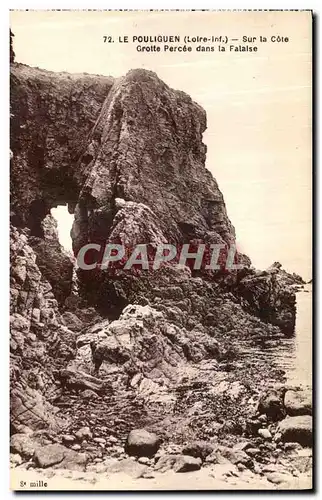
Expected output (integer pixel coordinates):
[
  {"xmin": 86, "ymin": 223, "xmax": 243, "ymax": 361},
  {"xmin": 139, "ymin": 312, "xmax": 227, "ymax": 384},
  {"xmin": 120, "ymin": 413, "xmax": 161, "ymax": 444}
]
[{"xmin": 9, "ymin": 56, "xmax": 309, "ymax": 487}]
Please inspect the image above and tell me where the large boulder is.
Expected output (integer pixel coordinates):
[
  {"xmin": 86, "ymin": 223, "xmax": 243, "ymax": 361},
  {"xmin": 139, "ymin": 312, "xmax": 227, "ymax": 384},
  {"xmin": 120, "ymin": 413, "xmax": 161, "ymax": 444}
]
[
  {"xmin": 173, "ymin": 455, "xmax": 202, "ymax": 473},
  {"xmin": 257, "ymin": 390, "xmax": 285, "ymax": 421},
  {"xmin": 215, "ymin": 445, "xmax": 253, "ymax": 468},
  {"xmin": 33, "ymin": 443, "xmax": 88, "ymax": 470},
  {"xmin": 10, "ymin": 433, "xmax": 38, "ymax": 459},
  {"xmin": 75, "ymin": 426, "xmax": 92, "ymax": 441},
  {"xmin": 284, "ymin": 389, "xmax": 312, "ymax": 416},
  {"xmin": 154, "ymin": 454, "xmax": 201, "ymax": 473},
  {"xmin": 236, "ymin": 268, "xmax": 296, "ymax": 335},
  {"xmin": 277, "ymin": 416, "xmax": 313, "ymax": 447},
  {"xmin": 125, "ymin": 429, "xmax": 160, "ymax": 458},
  {"xmin": 33, "ymin": 443, "xmax": 66, "ymax": 468}
]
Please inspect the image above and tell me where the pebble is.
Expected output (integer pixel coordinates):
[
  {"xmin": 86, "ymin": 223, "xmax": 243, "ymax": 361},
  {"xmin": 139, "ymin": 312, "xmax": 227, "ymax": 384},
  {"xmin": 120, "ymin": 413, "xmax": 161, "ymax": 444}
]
[
  {"xmin": 108, "ymin": 436, "xmax": 118, "ymax": 444},
  {"xmin": 75, "ymin": 427, "xmax": 92, "ymax": 441},
  {"xmin": 93, "ymin": 437, "xmax": 106, "ymax": 445},
  {"xmin": 10, "ymin": 453, "xmax": 22, "ymax": 466},
  {"xmin": 266, "ymin": 472, "xmax": 292, "ymax": 485},
  {"xmin": 138, "ymin": 457, "xmax": 151, "ymax": 465},
  {"xmin": 258, "ymin": 428, "xmax": 272, "ymax": 440},
  {"xmin": 237, "ymin": 463, "xmax": 246, "ymax": 471},
  {"xmin": 62, "ymin": 434, "xmax": 75, "ymax": 444},
  {"xmin": 142, "ymin": 471, "xmax": 155, "ymax": 479},
  {"xmin": 253, "ymin": 463, "xmax": 262, "ymax": 474},
  {"xmin": 71, "ymin": 444, "xmax": 81, "ymax": 451}
]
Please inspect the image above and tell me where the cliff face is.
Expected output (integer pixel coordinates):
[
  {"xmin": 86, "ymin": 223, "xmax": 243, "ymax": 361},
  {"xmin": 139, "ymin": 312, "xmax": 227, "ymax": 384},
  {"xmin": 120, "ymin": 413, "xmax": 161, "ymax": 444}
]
[
  {"xmin": 10, "ymin": 225, "xmax": 74, "ymax": 432},
  {"xmin": 10, "ymin": 61, "xmax": 297, "ymax": 447},
  {"xmin": 72, "ymin": 69, "xmax": 236, "ymax": 255},
  {"xmin": 10, "ymin": 64, "xmax": 114, "ymax": 230},
  {"xmin": 28, "ymin": 214, "xmax": 74, "ymax": 306}
]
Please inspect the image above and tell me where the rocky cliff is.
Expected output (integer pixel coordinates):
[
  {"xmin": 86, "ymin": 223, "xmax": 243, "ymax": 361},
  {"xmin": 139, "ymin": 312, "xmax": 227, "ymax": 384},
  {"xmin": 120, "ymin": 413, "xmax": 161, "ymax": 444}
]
[
  {"xmin": 10, "ymin": 59, "xmax": 309, "ymax": 486},
  {"xmin": 71, "ymin": 69, "xmax": 236, "ymax": 253},
  {"xmin": 10, "ymin": 63, "xmax": 114, "ymax": 230}
]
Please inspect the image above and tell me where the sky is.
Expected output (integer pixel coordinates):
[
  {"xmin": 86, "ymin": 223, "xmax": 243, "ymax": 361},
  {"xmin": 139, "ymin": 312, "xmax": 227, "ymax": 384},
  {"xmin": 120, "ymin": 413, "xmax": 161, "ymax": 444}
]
[{"xmin": 10, "ymin": 10, "xmax": 312, "ymax": 279}]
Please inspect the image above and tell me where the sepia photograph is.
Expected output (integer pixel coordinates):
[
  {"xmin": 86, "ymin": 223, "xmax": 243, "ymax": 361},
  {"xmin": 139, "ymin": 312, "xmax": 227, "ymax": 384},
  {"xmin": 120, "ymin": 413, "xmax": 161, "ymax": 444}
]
[{"xmin": 9, "ymin": 9, "xmax": 313, "ymax": 491}]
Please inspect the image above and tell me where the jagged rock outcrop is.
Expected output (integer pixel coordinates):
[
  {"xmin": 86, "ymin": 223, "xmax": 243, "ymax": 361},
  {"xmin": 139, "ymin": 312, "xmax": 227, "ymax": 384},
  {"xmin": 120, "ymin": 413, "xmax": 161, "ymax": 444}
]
[
  {"xmin": 10, "ymin": 63, "xmax": 114, "ymax": 230},
  {"xmin": 10, "ymin": 225, "xmax": 75, "ymax": 432},
  {"xmin": 71, "ymin": 69, "xmax": 236, "ymax": 257},
  {"xmin": 10, "ymin": 61, "xmax": 295, "ymax": 331},
  {"xmin": 235, "ymin": 266, "xmax": 296, "ymax": 335},
  {"xmin": 74, "ymin": 303, "xmax": 224, "ymax": 382},
  {"xmin": 29, "ymin": 214, "xmax": 74, "ymax": 305}
]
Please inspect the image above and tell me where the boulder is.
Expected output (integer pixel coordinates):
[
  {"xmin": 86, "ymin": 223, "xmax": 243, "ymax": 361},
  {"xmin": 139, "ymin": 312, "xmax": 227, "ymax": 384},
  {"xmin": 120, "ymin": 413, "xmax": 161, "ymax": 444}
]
[
  {"xmin": 266, "ymin": 471, "xmax": 294, "ymax": 485},
  {"xmin": 81, "ymin": 389, "xmax": 99, "ymax": 401},
  {"xmin": 33, "ymin": 443, "xmax": 88, "ymax": 471},
  {"xmin": 10, "ymin": 433, "xmax": 38, "ymax": 459},
  {"xmin": 75, "ymin": 426, "xmax": 92, "ymax": 441},
  {"xmin": 106, "ymin": 457, "xmax": 147, "ymax": 479},
  {"xmin": 173, "ymin": 455, "xmax": 202, "ymax": 473},
  {"xmin": 257, "ymin": 390, "xmax": 285, "ymax": 421},
  {"xmin": 219, "ymin": 445, "xmax": 253, "ymax": 468},
  {"xmin": 182, "ymin": 441, "xmax": 214, "ymax": 461},
  {"xmin": 62, "ymin": 434, "xmax": 75, "ymax": 444},
  {"xmin": 10, "ymin": 453, "xmax": 22, "ymax": 466},
  {"xmin": 155, "ymin": 454, "xmax": 180, "ymax": 473},
  {"xmin": 284, "ymin": 389, "xmax": 312, "ymax": 416},
  {"xmin": 258, "ymin": 428, "xmax": 272, "ymax": 440},
  {"xmin": 277, "ymin": 416, "xmax": 313, "ymax": 447},
  {"xmin": 154, "ymin": 453, "xmax": 201, "ymax": 473},
  {"xmin": 57, "ymin": 369, "xmax": 111, "ymax": 394},
  {"xmin": 33, "ymin": 443, "xmax": 66, "ymax": 468},
  {"xmin": 60, "ymin": 450, "xmax": 88, "ymax": 471},
  {"xmin": 125, "ymin": 429, "xmax": 160, "ymax": 458},
  {"xmin": 205, "ymin": 445, "xmax": 252, "ymax": 469}
]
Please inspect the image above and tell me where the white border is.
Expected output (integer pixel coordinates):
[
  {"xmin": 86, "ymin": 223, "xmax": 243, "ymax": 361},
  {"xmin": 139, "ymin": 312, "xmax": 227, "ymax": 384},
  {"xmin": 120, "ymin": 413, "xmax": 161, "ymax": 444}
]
[{"xmin": 2, "ymin": 2, "xmax": 319, "ymax": 499}]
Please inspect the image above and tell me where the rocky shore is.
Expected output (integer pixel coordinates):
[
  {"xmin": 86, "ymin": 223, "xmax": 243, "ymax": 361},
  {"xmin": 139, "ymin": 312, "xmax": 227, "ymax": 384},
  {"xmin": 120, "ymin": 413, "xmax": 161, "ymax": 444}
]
[{"xmin": 10, "ymin": 52, "xmax": 312, "ymax": 490}]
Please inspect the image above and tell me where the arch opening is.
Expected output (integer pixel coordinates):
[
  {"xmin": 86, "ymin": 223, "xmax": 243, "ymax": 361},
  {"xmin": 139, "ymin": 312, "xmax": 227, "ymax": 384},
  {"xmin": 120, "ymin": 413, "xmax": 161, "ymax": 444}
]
[{"xmin": 51, "ymin": 205, "xmax": 74, "ymax": 253}]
